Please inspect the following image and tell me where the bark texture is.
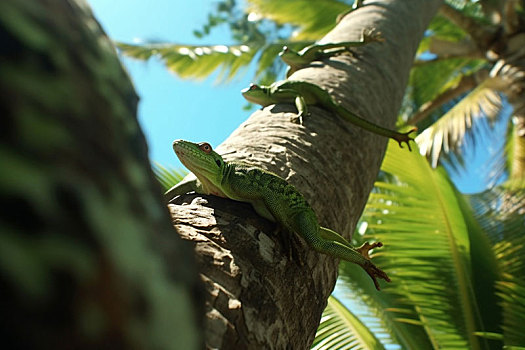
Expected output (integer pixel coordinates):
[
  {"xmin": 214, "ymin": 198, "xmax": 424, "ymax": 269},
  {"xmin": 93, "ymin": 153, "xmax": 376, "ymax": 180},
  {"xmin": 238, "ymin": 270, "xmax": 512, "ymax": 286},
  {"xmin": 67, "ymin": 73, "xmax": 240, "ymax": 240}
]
[
  {"xmin": 0, "ymin": 0, "xmax": 203, "ymax": 348},
  {"xmin": 169, "ymin": 0, "xmax": 443, "ymax": 348}
]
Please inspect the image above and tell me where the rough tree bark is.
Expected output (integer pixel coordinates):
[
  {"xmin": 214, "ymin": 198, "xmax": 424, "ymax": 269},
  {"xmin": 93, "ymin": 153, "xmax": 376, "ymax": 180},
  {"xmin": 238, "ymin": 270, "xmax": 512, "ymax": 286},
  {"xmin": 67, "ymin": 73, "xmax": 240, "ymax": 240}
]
[
  {"xmin": 0, "ymin": 1, "xmax": 203, "ymax": 348},
  {"xmin": 168, "ymin": 0, "xmax": 443, "ymax": 348}
]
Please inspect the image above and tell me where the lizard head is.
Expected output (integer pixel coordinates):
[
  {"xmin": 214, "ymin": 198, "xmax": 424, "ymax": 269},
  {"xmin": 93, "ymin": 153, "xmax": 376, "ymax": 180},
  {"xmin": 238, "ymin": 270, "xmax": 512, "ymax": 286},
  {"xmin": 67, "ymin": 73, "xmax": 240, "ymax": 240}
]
[
  {"xmin": 172, "ymin": 140, "xmax": 225, "ymax": 195},
  {"xmin": 278, "ymin": 46, "xmax": 301, "ymax": 66},
  {"xmin": 278, "ymin": 46, "xmax": 290, "ymax": 57},
  {"xmin": 241, "ymin": 83, "xmax": 271, "ymax": 106}
]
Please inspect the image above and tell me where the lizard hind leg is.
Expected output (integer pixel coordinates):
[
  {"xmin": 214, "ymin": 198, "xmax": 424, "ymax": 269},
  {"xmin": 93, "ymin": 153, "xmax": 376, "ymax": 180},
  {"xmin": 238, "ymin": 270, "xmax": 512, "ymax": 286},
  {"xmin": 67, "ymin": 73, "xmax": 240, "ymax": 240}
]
[
  {"xmin": 320, "ymin": 228, "xmax": 385, "ymax": 260},
  {"xmin": 319, "ymin": 227, "xmax": 353, "ymax": 248},
  {"xmin": 293, "ymin": 213, "xmax": 390, "ymax": 290}
]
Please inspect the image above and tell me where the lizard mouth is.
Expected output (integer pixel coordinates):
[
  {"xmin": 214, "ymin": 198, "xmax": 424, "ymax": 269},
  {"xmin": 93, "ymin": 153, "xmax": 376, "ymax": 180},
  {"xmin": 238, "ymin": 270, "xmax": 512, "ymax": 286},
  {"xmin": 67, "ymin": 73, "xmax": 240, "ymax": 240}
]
[
  {"xmin": 176, "ymin": 150, "xmax": 191, "ymax": 168},
  {"xmin": 174, "ymin": 146, "xmax": 200, "ymax": 172},
  {"xmin": 173, "ymin": 143, "xmax": 188, "ymax": 159}
]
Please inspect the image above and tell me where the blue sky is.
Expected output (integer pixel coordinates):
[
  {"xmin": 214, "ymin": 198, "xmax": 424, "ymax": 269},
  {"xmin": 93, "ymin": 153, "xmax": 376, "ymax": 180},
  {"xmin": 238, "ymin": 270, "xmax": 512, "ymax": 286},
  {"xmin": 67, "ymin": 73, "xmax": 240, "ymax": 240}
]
[
  {"xmin": 88, "ymin": 0, "xmax": 253, "ymax": 169},
  {"xmin": 87, "ymin": 0, "xmax": 502, "ymax": 194}
]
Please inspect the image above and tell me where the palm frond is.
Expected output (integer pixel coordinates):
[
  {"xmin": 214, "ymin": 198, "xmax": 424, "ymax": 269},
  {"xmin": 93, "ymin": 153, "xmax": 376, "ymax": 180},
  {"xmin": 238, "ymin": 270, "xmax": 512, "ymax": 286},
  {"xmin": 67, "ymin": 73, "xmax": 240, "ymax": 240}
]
[
  {"xmin": 496, "ymin": 278, "xmax": 525, "ymax": 347},
  {"xmin": 407, "ymin": 58, "xmax": 484, "ymax": 112},
  {"xmin": 467, "ymin": 184, "xmax": 525, "ymax": 347},
  {"xmin": 153, "ymin": 162, "xmax": 187, "ymax": 191},
  {"xmin": 356, "ymin": 140, "xmax": 497, "ymax": 349},
  {"xmin": 406, "ymin": 68, "xmax": 490, "ymax": 128},
  {"xmin": 484, "ymin": 112, "xmax": 515, "ymax": 187},
  {"xmin": 117, "ymin": 42, "xmax": 261, "ymax": 82},
  {"xmin": 246, "ymin": 0, "xmax": 348, "ymax": 41},
  {"xmin": 416, "ymin": 76, "xmax": 506, "ymax": 167},
  {"xmin": 334, "ymin": 259, "xmax": 436, "ymax": 349},
  {"xmin": 455, "ymin": 191, "xmax": 502, "ymax": 346},
  {"xmin": 117, "ymin": 40, "xmax": 304, "ymax": 83},
  {"xmin": 312, "ymin": 295, "xmax": 385, "ymax": 350}
]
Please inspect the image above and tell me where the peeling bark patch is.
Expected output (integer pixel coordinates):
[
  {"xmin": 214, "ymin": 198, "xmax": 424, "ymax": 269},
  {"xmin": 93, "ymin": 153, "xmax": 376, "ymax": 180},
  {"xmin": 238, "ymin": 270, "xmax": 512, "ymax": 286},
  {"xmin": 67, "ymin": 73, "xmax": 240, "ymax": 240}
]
[
  {"xmin": 169, "ymin": 193, "xmax": 332, "ymax": 348},
  {"xmin": 228, "ymin": 298, "xmax": 242, "ymax": 310},
  {"xmin": 205, "ymin": 309, "xmax": 229, "ymax": 349},
  {"xmin": 169, "ymin": 184, "xmax": 340, "ymax": 348},
  {"xmin": 257, "ymin": 232, "xmax": 276, "ymax": 263}
]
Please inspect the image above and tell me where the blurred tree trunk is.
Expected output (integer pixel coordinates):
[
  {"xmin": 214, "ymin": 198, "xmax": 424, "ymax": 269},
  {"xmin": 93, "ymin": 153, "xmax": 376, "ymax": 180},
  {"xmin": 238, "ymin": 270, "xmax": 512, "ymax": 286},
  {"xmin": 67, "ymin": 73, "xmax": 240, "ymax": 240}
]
[
  {"xmin": 169, "ymin": 0, "xmax": 443, "ymax": 348},
  {"xmin": 0, "ymin": 0, "xmax": 203, "ymax": 349}
]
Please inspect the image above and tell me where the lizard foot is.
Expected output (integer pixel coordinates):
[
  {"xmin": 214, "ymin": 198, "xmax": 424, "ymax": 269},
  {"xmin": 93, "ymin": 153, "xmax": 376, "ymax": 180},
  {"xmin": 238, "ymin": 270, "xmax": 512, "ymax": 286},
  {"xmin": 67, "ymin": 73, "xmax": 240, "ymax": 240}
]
[
  {"xmin": 357, "ymin": 241, "xmax": 390, "ymax": 290},
  {"xmin": 395, "ymin": 127, "xmax": 417, "ymax": 151},
  {"xmin": 290, "ymin": 113, "xmax": 304, "ymax": 125},
  {"xmin": 356, "ymin": 241, "xmax": 382, "ymax": 259},
  {"xmin": 363, "ymin": 259, "xmax": 391, "ymax": 291},
  {"xmin": 362, "ymin": 28, "xmax": 385, "ymax": 43}
]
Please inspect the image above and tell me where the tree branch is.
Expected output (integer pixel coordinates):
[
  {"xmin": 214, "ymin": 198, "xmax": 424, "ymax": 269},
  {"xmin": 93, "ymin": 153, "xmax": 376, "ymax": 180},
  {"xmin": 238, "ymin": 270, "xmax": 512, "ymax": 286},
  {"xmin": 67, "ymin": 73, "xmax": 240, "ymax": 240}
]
[
  {"xmin": 407, "ymin": 69, "xmax": 490, "ymax": 125},
  {"xmin": 428, "ymin": 37, "xmax": 483, "ymax": 59},
  {"xmin": 510, "ymin": 113, "xmax": 525, "ymax": 180},
  {"xmin": 439, "ymin": 3, "xmax": 500, "ymax": 51}
]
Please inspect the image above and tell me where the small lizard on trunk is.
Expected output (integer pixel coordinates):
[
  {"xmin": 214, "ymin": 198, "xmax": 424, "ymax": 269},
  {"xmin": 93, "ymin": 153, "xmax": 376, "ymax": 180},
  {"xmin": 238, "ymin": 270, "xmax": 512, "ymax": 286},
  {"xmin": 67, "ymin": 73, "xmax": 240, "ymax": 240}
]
[{"xmin": 166, "ymin": 140, "xmax": 391, "ymax": 290}]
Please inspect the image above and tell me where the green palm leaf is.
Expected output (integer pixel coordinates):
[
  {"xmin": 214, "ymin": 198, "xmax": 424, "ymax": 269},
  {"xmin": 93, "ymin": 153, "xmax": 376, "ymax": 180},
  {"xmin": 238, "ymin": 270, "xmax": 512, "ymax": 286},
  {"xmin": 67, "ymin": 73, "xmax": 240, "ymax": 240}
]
[
  {"xmin": 333, "ymin": 260, "xmax": 436, "ymax": 349},
  {"xmin": 153, "ymin": 162, "xmax": 186, "ymax": 191},
  {"xmin": 246, "ymin": 0, "xmax": 348, "ymax": 41},
  {"xmin": 312, "ymin": 295, "xmax": 385, "ymax": 350},
  {"xmin": 485, "ymin": 117, "xmax": 525, "ymax": 187},
  {"xmin": 407, "ymin": 58, "xmax": 484, "ymax": 116},
  {"xmin": 415, "ymin": 76, "xmax": 506, "ymax": 167},
  {"xmin": 116, "ymin": 0, "xmax": 348, "ymax": 82},
  {"xmin": 117, "ymin": 42, "xmax": 260, "ymax": 81},
  {"xmin": 496, "ymin": 278, "xmax": 525, "ymax": 347},
  {"xmin": 468, "ymin": 185, "xmax": 525, "ymax": 347},
  {"xmin": 367, "ymin": 142, "xmax": 477, "ymax": 348},
  {"xmin": 342, "ymin": 140, "xmax": 499, "ymax": 349}
]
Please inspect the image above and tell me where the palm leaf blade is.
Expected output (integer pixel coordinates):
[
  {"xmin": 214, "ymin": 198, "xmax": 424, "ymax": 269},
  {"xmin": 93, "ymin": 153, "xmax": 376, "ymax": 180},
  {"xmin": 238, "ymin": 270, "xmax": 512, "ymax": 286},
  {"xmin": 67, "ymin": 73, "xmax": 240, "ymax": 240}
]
[
  {"xmin": 117, "ymin": 42, "xmax": 257, "ymax": 81},
  {"xmin": 153, "ymin": 162, "xmax": 186, "ymax": 191},
  {"xmin": 416, "ymin": 77, "xmax": 506, "ymax": 166},
  {"xmin": 468, "ymin": 186, "xmax": 525, "ymax": 346},
  {"xmin": 312, "ymin": 295, "xmax": 385, "ymax": 350},
  {"xmin": 358, "ymin": 140, "xmax": 496, "ymax": 348},
  {"xmin": 246, "ymin": 0, "xmax": 347, "ymax": 40}
]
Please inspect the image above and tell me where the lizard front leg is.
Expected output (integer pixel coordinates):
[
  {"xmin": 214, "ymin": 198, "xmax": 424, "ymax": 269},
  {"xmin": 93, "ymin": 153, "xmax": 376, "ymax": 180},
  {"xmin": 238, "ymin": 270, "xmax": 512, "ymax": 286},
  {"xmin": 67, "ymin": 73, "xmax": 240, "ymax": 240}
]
[
  {"xmin": 164, "ymin": 178, "xmax": 201, "ymax": 202},
  {"xmin": 293, "ymin": 95, "xmax": 308, "ymax": 124},
  {"xmin": 267, "ymin": 87, "xmax": 307, "ymax": 124}
]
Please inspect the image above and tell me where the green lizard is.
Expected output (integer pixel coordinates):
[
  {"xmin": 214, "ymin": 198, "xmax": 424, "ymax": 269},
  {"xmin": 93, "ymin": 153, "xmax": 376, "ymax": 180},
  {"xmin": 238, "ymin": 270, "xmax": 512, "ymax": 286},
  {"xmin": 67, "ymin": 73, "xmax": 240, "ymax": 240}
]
[
  {"xmin": 166, "ymin": 140, "xmax": 391, "ymax": 290},
  {"xmin": 241, "ymin": 80, "xmax": 415, "ymax": 150},
  {"xmin": 280, "ymin": 30, "xmax": 383, "ymax": 78}
]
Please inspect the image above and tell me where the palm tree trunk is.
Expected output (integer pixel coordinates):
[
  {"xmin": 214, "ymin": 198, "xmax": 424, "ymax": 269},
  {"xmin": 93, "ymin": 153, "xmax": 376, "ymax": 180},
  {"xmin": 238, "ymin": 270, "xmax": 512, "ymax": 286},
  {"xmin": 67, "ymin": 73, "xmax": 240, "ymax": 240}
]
[
  {"xmin": 509, "ymin": 105, "xmax": 525, "ymax": 181},
  {"xmin": 0, "ymin": 0, "xmax": 203, "ymax": 348},
  {"xmin": 170, "ymin": 0, "xmax": 443, "ymax": 348}
]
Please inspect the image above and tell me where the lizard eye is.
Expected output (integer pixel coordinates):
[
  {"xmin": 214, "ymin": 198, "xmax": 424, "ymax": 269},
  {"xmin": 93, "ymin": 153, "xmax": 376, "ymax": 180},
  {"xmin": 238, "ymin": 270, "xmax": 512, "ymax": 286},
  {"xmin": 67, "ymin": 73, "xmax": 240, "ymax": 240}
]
[
  {"xmin": 249, "ymin": 83, "xmax": 259, "ymax": 90},
  {"xmin": 199, "ymin": 142, "xmax": 212, "ymax": 154}
]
